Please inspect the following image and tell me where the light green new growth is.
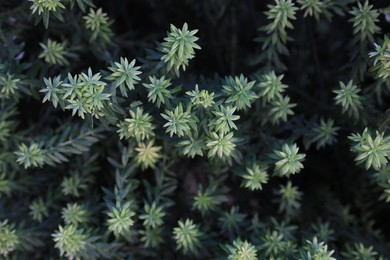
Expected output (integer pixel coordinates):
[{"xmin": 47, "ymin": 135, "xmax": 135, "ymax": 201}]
[
  {"xmin": 107, "ymin": 202, "xmax": 135, "ymax": 237},
  {"xmin": 40, "ymin": 75, "xmax": 64, "ymax": 108},
  {"xmin": 173, "ymin": 219, "xmax": 202, "ymax": 254},
  {"xmin": 333, "ymin": 80, "xmax": 362, "ymax": 119},
  {"xmin": 269, "ymin": 95, "xmax": 296, "ymax": 124},
  {"xmin": 298, "ymin": 0, "xmax": 325, "ymax": 20},
  {"xmin": 272, "ymin": 143, "xmax": 306, "ymax": 176},
  {"xmin": 193, "ymin": 184, "xmax": 227, "ymax": 215},
  {"xmin": 62, "ymin": 203, "xmax": 89, "ymax": 226},
  {"xmin": 178, "ymin": 133, "xmax": 207, "ymax": 158},
  {"xmin": 369, "ymin": 36, "xmax": 390, "ymax": 80},
  {"xmin": 258, "ymin": 71, "xmax": 288, "ymax": 102},
  {"xmin": 161, "ymin": 23, "xmax": 201, "ymax": 75},
  {"xmin": 349, "ymin": 1, "xmax": 380, "ymax": 43},
  {"xmin": 349, "ymin": 128, "xmax": 390, "ymax": 170},
  {"xmin": 256, "ymin": 0, "xmax": 298, "ymax": 70},
  {"xmin": 39, "ymin": 39, "xmax": 69, "ymax": 65},
  {"xmin": 41, "ymin": 69, "xmax": 111, "ymax": 119},
  {"xmin": 161, "ymin": 103, "xmax": 192, "ymax": 137},
  {"xmin": 209, "ymin": 105, "xmax": 240, "ymax": 134},
  {"xmin": 139, "ymin": 202, "xmax": 165, "ymax": 229},
  {"xmin": 225, "ymin": 239, "xmax": 258, "ymax": 260},
  {"xmin": 83, "ymin": 8, "xmax": 113, "ymax": 45},
  {"xmin": 30, "ymin": 0, "xmax": 65, "ymax": 14},
  {"xmin": 223, "ymin": 74, "xmax": 257, "ymax": 111},
  {"xmin": 134, "ymin": 140, "xmax": 162, "ymax": 169},
  {"xmin": 263, "ymin": 0, "xmax": 298, "ymax": 46},
  {"xmin": 107, "ymin": 57, "xmax": 142, "ymax": 97},
  {"xmin": 15, "ymin": 127, "xmax": 99, "ymax": 169},
  {"xmin": 242, "ymin": 163, "xmax": 269, "ymax": 191},
  {"xmin": 117, "ymin": 107, "xmax": 155, "ymax": 142},
  {"xmin": 206, "ymin": 132, "xmax": 236, "ymax": 159},
  {"xmin": 0, "ymin": 220, "xmax": 19, "ymax": 256},
  {"xmin": 15, "ymin": 143, "xmax": 45, "ymax": 169},
  {"xmin": 0, "ymin": 73, "xmax": 20, "ymax": 99},
  {"xmin": 302, "ymin": 237, "xmax": 336, "ymax": 260},
  {"xmin": 6, "ymin": 4, "xmax": 390, "ymax": 257},
  {"xmin": 52, "ymin": 225, "xmax": 87, "ymax": 258},
  {"xmin": 29, "ymin": 0, "xmax": 65, "ymax": 28},
  {"xmin": 259, "ymin": 230, "xmax": 286, "ymax": 258},
  {"xmin": 186, "ymin": 84, "xmax": 215, "ymax": 108},
  {"xmin": 143, "ymin": 76, "xmax": 173, "ymax": 108}
]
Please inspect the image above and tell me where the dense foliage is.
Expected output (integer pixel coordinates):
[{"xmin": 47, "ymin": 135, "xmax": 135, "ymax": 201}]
[{"xmin": 1, "ymin": 0, "xmax": 390, "ymax": 259}]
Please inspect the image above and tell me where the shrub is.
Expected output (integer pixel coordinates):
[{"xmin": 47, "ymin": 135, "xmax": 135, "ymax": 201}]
[{"xmin": 1, "ymin": 0, "xmax": 390, "ymax": 259}]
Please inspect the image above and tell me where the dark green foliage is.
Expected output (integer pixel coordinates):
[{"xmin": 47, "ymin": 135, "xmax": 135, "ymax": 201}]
[{"xmin": 1, "ymin": 0, "xmax": 390, "ymax": 259}]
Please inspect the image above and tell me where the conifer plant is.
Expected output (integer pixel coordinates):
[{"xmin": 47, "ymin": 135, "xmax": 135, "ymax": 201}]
[{"xmin": 1, "ymin": 0, "xmax": 390, "ymax": 259}]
